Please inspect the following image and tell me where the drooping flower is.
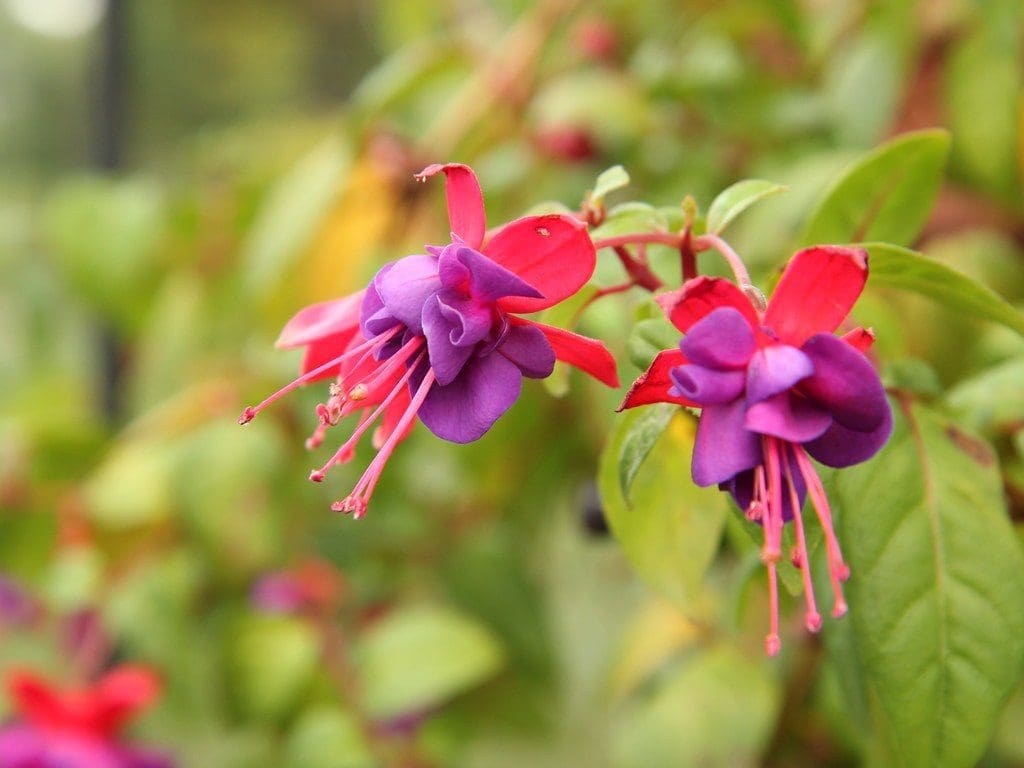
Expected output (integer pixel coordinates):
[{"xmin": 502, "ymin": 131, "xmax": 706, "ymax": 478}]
[
  {"xmin": 0, "ymin": 667, "xmax": 171, "ymax": 768},
  {"xmin": 621, "ymin": 245, "xmax": 892, "ymax": 655},
  {"xmin": 241, "ymin": 163, "xmax": 619, "ymax": 517}
]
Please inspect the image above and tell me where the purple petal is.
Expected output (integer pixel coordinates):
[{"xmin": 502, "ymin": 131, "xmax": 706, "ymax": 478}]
[
  {"xmin": 721, "ymin": 461, "xmax": 805, "ymax": 523},
  {"xmin": 250, "ymin": 574, "xmax": 304, "ymax": 614},
  {"xmin": 680, "ymin": 307, "xmax": 756, "ymax": 369},
  {"xmin": 436, "ymin": 290, "xmax": 492, "ymax": 347},
  {"xmin": 799, "ymin": 333, "xmax": 888, "ymax": 431},
  {"xmin": 417, "ymin": 352, "xmax": 523, "ymax": 443},
  {"xmin": 692, "ymin": 398, "xmax": 763, "ymax": 486},
  {"xmin": 745, "ymin": 392, "xmax": 832, "ymax": 442},
  {"xmin": 438, "ymin": 245, "xmax": 543, "ymax": 303},
  {"xmin": 804, "ymin": 399, "xmax": 893, "ymax": 467},
  {"xmin": 377, "ymin": 254, "xmax": 442, "ymax": 335},
  {"xmin": 422, "ymin": 296, "xmax": 475, "ymax": 386},
  {"xmin": 360, "ymin": 262, "xmax": 401, "ymax": 338},
  {"xmin": 746, "ymin": 344, "xmax": 814, "ymax": 404},
  {"xmin": 497, "ymin": 324, "xmax": 555, "ymax": 379},
  {"xmin": 669, "ymin": 364, "xmax": 745, "ymax": 405}
]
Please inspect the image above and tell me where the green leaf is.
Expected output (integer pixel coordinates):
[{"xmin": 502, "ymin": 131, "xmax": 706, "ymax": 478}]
[
  {"xmin": 830, "ymin": 400, "xmax": 1024, "ymax": 768},
  {"xmin": 599, "ymin": 410, "xmax": 727, "ymax": 609},
  {"xmin": 590, "ymin": 202, "xmax": 668, "ymax": 240},
  {"xmin": 944, "ymin": 1, "xmax": 1022, "ymax": 198},
  {"xmin": 611, "ymin": 644, "xmax": 780, "ymax": 768},
  {"xmin": 41, "ymin": 176, "xmax": 164, "ymax": 330},
  {"xmin": 243, "ymin": 135, "xmax": 351, "ymax": 296},
  {"xmin": 705, "ymin": 180, "xmax": 787, "ymax": 235},
  {"xmin": 800, "ymin": 130, "xmax": 950, "ymax": 248},
  {"xmin": 618, "ymin": 403, "xmax": 675, "ymax": 503},
  {"xmin": 864, "ymin": 243, "xmax": 1024, "ymax": 338},
  {"xmin": 946, "ymin": 355, "xmax": 1024, "ymax": 434},
  {"xmin": 356, "ymin": 605, "xmax": 505, "ymax": 718},
  {"xmin": 227, "ymin": 614, "xmax": 320, "ymax": 722},
  {"xmin": 285, "ymin": 707, "xmax": 374, "ymax": 768},
  {"xmin": 591, "ymin": 165, "xmax": 631, "ymax": 205},
  {"xmin": 627, "ymin": 317, "xmax": 679, "ymax": 371}
]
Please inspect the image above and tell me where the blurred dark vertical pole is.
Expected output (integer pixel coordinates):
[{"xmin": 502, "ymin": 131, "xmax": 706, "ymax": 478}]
[{"xmin": 95, "ymin": 0, "xmax": 125, "ymax": 422}]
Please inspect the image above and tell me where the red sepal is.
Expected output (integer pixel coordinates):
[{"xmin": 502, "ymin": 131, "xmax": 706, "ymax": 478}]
[
  {"xmin": 486, "ymin": 215, "xmax": 596, "ymax": 314},
  {"xmin": 657, "ymin": 277, "xmax": 760, "ymax": 334},
  {"xmin": 764, "ymin": 246, "xmax": 868, "ymax": 346},
  {"xmin": 617, "ymin": 348, "xmax": 696, "ymax": 411},
  {"xmin": 514, "ymin": 318, "xmax": 619, "ymax": 387},
  {"xmin": 415, "ymin": 164, "xmax": 486, "ymax": 250}
]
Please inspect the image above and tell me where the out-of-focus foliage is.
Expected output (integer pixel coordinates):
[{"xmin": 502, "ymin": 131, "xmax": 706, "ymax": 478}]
[{"xmin": 2, "ymin": 0, "xmax": 1024, "ymax": 766}]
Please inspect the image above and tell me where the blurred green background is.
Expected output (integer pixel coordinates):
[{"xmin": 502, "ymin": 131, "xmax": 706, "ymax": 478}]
[{"xmin": 1, "ymin": 0, "xmax": 1024, "ymax": 766}]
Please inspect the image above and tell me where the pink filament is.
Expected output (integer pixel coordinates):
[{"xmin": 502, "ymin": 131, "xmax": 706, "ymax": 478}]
[
  {"xmin": 782, "ymin": 443, "xmax": 822, "ymax": 632},
  {"xmin": 793, "ymin": 447, "xmax": 849, "ymax": 617},
  {"xmin": 312, "ymin": 350, "xmax": 425, "ymax": 479},
  {"xmin": 334, "ymin": 368, "xmax": 436, "ymax": 518},
  {"xmin": 238, "ymin": 326, "xmax": 401, "ymax": 424}
]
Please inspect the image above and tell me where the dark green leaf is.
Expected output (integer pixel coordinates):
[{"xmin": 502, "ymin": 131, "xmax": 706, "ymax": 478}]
[
  {"xmin": 706, "ymin": 179, "xmax": 787, "ymax": 235},
  {"xmin": 627, "ymin": 318, "xmax": 679, "ymax": 371},
  {"xmin": 800, "ymin": 130, "xmax": 949, "ymax": 247},
  {"xmin": 618, "ymin": 403, "xmax": 675, "ymax": 503},
  {"xmin": 946, "ymin": 356, "xmax": 1024, "ymax": 434},
  {"xmin": 830, "ymin": 400, "xmax": 1024, "ymax": 768},
  {"xmin": 944, "ymin": 1, "xmax": 1022, "ymax": 198},
  {"xmin": 865, "ymin": 243, "xmax": 1024, "ymax": 338},
  {"xmin": 599, "ymin": 410, "xmax": 727, "ymax": 609}
]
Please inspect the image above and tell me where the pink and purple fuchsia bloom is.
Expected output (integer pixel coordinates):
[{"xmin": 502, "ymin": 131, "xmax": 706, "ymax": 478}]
[
  {"xmin": 0, "ymin": 667, "xmax": 171, "ymax": 768},
  {"xmin": 241, "ymin": 163, "xmax": 619, "ymax": 517},
  {"xmin": 622, "ymin": 245, "xmax": 892, "ymax": 655}
]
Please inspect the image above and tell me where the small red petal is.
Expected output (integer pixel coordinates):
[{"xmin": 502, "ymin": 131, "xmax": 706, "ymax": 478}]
[
  {"xmin": 415, "ymin": 163, "xmax": 486, "ymax": 250},
  {"xmin": 764, "ymin": 246, "xmax": 868, "ymax": 346},
  {"xmin": 275, "ymin": 292, "xmax": 365, "ymax": 349},
  {"xmin": 617, "ymin": 348, "xmax": 696, "ymax": 411},
  {"xmin": 514, "ymin": 318, "xmax": 619, "ymax": 387},
  {"xmin": 657, "ymin": 277, "xmax": 760, "ymax": 334},
  {"xmin": 841, "ymin": 326, "xmax": 875, "ymax": 353},
  {"xmin": 93, "ymin": 666, "xmax": 162, "ymax": 735},
  {"xmin": 299, "ymin": 331, "xmax": 360, "ymax": 381},
  {"xmin": 488, "ymin": 215, "xmax": 596, "ymax": 314},
  {"xmin": 6, "ymin": 671, "xmax": 70, "ymax": 731}
]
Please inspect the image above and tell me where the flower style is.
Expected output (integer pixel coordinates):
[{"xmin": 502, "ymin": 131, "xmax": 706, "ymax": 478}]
[
  {"xmin": 0, "ymin": 666, "xmax": 171, "ymax": 768},
  {"xmin": 241, "ymin": 163, "xmax": 619, "ymax": 517},
  {"xmin": 621, "ymin": 245, "xmax": 892, "ymax": 655}
]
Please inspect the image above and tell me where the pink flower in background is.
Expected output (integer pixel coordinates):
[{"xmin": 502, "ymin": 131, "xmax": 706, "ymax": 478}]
[
  {"xmin": 622, "ymin": 246, "xmax": 892, "ymax": 655},
  {"xmin": 0, "ymin": 667, "xmax": 171, "ymax": 768},
  {"xmin": 241, "ymin": 163, "xmax": 619, "ymax": 517}
]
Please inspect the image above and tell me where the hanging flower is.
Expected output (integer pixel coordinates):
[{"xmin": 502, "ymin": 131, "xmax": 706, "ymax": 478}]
[
  {"xmin": 0, "ymin": 667, "xmax": 171, "ymax": 768},
  {"xmin": 241, "ymin": 163, "xmax": 619, "ymax": 517},
  {"xmin": 621, "ymin": 246, "xmax": 892, "ymax": 655}
]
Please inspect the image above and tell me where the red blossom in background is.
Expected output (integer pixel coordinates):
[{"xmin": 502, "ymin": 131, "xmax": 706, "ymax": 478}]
[{"xmin": 0, "ymin": 667, "xmax": 171, "ymax": 768}]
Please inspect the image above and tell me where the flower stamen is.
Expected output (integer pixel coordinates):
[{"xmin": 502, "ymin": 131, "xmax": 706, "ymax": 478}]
[{"xmin": 238, "ymin": 326, "xmax": 401, "ymax": 424}]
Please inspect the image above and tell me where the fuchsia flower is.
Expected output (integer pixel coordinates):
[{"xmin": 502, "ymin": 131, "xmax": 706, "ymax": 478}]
[
  {"xmin": 621, "ymin": 246, "xmax": 892, "ymax": 655},
  {"xmin": 241, "ymin": 163, "xmax": 619, "ymax": 517},
  {"xmin": 0, "ymin": 667, "xmax": 171, "ymax": 768}
]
